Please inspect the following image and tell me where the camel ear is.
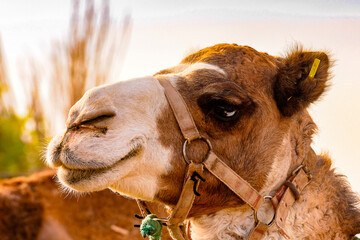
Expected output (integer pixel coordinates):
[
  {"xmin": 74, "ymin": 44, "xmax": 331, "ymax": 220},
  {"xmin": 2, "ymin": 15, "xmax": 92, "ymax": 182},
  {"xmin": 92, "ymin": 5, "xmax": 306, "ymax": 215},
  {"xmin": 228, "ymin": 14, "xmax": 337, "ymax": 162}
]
[{"xmin": 274, "ymin": 50, "xmax": 330, "ymax": 116}]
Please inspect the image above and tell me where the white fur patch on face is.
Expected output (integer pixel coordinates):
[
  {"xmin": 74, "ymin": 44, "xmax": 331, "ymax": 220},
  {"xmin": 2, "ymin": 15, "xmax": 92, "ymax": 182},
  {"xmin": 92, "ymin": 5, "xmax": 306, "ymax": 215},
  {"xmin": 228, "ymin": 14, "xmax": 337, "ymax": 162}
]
[
  {"xmin": 252, "ymin": 132, "xmax": 292, "ymax": 227},
  {"xmin": 46, "ymin": 76, "xmax": 174, "ymax": 201},
  {"xmin": 260, "ymin": 132, "xmax": 292, "ymax": 196},
  {"xmin": 177, "ymin": 62, "xmax": 226, "ymax": 77},
  {"xmin": 159, "ymin": 62, "xmax": 226, "ymax": 78}
]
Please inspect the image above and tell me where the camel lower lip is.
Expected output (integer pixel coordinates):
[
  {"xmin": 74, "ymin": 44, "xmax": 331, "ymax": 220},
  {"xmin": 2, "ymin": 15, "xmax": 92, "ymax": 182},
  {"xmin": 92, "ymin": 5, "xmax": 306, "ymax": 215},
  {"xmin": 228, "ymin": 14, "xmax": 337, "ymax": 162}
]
[{"xmin": 60, "ymin": 146, "xmax": 142, "ymax": 184}]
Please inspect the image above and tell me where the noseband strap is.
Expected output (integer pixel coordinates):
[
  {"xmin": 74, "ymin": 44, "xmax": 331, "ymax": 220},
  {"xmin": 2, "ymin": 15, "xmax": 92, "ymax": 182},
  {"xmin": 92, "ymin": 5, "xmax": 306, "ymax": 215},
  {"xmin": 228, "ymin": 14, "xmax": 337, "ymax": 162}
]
[{"xmin": 136, "ymin": 76, "xmax": 313, "ymax": 240}]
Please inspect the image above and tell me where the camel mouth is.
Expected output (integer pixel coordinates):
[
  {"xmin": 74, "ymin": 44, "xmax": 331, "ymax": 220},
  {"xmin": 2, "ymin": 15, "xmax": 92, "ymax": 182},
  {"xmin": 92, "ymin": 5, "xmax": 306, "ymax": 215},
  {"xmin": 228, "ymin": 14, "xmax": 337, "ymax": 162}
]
[{"xmin": 59, "ymin": 144, "xmax": 143, "ymax": 185}]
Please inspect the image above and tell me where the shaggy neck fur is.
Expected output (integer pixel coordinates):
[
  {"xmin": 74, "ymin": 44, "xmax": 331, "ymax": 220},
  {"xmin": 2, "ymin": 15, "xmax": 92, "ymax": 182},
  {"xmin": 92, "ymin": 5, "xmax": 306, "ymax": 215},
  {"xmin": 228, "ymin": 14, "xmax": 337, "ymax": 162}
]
[
  {"xmin": 189, "ymin": 153, "xmax": 360, "ymax": 240},
  {"xmin": 188, "ymin": 113, "xmax": 360, "ymax": 240}
]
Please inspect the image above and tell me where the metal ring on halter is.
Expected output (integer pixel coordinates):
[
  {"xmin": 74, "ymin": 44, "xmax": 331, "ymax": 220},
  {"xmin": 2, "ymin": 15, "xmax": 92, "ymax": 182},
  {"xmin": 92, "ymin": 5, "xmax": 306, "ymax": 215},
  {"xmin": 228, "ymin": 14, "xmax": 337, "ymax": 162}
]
[
  {"xmin": 182, "ymin": 135, "xmax": 213, "ymax": 164},
  {"xmin": 254, "ymin": 195, "xmax": 276, "ymax": 226},
  {"xmin": 292, "ymin": 164, "xmax": 312, "ymax": 180},
  {"xmin": 153, "ymin": 218, "xmax": 169, "ymax": 222},
  {"xmin": 291, "ymin": 164, "xmax": 305, "ymax": 176}
]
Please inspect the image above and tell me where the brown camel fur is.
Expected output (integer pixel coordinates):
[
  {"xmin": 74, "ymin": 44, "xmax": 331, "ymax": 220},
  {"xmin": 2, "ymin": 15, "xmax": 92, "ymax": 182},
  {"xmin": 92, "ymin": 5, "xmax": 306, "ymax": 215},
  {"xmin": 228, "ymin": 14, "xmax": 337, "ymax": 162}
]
[
  {"xmin": 0, "ymin": 170, "xmax": 170, "ymax": 240},
  {"xmin": 46, "ymin": 43, "xmax": 360, "ymax": 239}
]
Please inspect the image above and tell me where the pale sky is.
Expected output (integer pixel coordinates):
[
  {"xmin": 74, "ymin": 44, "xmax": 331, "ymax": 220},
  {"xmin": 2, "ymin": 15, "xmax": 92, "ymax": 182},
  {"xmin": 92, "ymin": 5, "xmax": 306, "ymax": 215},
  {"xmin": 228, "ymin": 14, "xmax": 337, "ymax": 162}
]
[{"xmin": 0, "ymin": 0, "xmax": 359, "ymax": 191}]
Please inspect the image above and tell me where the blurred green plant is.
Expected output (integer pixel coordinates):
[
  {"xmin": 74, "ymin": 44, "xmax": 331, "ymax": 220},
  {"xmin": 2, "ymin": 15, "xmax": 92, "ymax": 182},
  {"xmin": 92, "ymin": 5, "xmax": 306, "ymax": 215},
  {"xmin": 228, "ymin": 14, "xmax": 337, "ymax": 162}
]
[
  {"xmin": 0, "ymin": 37, "xmax": 44, "ymax": 178},
  {"xmin": 0, "ymin": 113, "xmax": 43, "ymax": 176}
]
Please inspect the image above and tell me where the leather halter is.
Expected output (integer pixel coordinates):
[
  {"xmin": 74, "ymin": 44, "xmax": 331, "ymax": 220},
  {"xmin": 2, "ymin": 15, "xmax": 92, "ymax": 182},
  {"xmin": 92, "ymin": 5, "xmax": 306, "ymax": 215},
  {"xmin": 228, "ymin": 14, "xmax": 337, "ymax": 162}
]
[{"xmin": 137, "ymin": 76, "xmax": 314, "ymax": 240}]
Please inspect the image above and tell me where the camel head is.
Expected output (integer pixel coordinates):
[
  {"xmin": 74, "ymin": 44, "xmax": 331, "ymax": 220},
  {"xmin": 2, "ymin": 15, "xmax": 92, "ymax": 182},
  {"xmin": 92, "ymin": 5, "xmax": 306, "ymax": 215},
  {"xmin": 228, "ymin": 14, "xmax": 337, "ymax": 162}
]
[{"xmin": 46, "ymin": 44, "xmax": 330, "ymax": 216}]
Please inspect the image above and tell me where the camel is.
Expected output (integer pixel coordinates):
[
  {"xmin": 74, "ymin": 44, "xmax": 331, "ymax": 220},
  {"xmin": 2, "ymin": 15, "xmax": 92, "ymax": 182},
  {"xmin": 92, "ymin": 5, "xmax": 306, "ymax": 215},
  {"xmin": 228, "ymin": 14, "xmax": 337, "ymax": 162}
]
[
  {"xmin": 46, "ymin": 43, "xmax": 360, "ymax": 239},
  {"xmin": 0, "ymin": 170, "xmax": 170, "ymax": 240}
]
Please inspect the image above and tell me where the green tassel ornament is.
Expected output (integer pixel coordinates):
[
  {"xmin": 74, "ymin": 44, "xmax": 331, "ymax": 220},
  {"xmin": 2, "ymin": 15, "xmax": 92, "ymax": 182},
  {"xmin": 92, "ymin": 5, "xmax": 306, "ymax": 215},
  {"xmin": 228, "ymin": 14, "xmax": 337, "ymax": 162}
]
[{"xmin": 140, "ymin": 214, "xmax": 163, "ymax": 240}]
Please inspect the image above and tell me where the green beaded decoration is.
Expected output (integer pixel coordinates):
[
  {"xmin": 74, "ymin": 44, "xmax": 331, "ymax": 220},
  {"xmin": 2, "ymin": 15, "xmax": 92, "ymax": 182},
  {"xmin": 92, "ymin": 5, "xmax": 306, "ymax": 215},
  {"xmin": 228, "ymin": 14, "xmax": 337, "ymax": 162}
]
[{"xmin": 140, "ymin": 214, "xmax": 162, "ymax": 240}]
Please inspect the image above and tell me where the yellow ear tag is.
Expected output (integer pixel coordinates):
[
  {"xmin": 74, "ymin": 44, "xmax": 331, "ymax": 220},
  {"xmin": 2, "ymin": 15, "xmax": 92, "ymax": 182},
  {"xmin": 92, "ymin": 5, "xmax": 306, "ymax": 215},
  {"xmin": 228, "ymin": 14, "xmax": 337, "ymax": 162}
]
[{"xmin": 308, "ymin": 58, "xmax": 321, "ymax": 78}]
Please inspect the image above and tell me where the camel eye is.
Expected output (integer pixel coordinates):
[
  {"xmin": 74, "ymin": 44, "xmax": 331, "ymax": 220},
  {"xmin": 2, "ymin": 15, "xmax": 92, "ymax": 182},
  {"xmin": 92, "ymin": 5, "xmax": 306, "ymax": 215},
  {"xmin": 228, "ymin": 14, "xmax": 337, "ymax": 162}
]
[{"xmin": 213, "ymin": 105, "xmax": 239, "ymax": 121}]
